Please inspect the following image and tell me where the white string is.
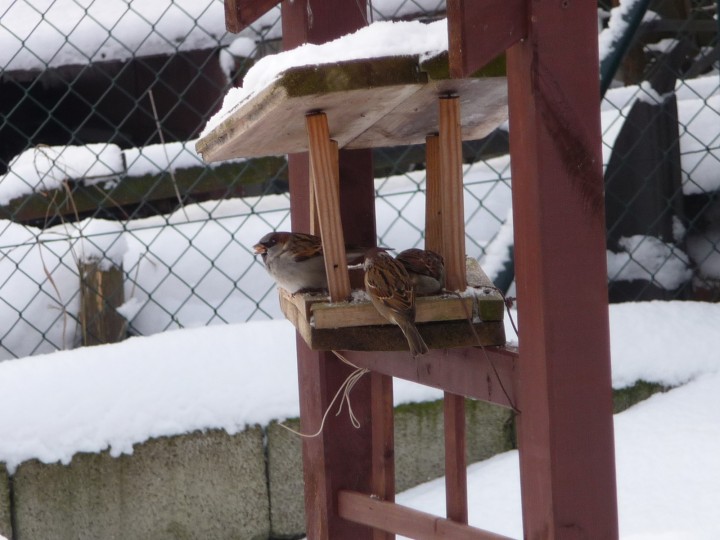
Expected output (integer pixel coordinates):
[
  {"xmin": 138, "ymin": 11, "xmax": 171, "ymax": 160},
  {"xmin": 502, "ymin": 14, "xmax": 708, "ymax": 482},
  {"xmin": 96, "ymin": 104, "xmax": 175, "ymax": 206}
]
[{"xmin": 279, "ymin": 351, "xmax": 369, "ymax": 438}]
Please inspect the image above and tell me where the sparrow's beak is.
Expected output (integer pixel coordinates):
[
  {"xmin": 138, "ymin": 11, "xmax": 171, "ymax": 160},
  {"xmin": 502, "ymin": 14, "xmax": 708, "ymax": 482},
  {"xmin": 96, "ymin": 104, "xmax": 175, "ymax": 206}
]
[{"xmin": 253, "ymin": 243, "xmax": 267, "ymax": 255}]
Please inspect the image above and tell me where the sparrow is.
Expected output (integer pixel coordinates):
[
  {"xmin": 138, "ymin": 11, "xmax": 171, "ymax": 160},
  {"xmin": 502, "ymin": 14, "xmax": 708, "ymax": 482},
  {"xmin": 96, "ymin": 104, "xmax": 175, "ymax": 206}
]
[
  {"xmin": 396, "ymin": 248, "xmax": 445, "ymax": 296},
  {"xmin": 363, "ymin": 247, "xmax": 429, "ymax": 357},
  {"xmin": 253, "ymin": 231, "xmax": 365, "ymax": 294}
]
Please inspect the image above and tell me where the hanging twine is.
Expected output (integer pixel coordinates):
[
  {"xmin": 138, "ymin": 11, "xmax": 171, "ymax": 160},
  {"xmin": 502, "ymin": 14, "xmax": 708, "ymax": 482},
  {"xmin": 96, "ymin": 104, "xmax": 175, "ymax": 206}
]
[{"xmin": 279, "ymin": 351, "xmax": 369, "ymax": 438}]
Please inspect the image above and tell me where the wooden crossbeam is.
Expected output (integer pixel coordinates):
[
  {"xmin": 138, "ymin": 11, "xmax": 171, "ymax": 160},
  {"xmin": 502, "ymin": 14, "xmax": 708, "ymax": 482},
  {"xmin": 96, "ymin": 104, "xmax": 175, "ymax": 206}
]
[
  {"xmin": 340, "ymin": 347, "xmax": 517, "ymax": 408},
  {"xmin": 338, "ymin": 490, "xmax": 515, "ymax": 540}
]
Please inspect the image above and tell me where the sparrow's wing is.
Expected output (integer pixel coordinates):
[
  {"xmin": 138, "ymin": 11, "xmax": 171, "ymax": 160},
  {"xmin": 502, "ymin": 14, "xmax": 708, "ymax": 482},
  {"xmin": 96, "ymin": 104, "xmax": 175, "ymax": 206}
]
[
  {"xmin": 397, "ymin": 249, "xmax": 444, "ymax": 279},
  {"xmin": 365, "ymin": 256, "xmax": 415, "ymax": 313},
  {"xmin": 290, "ymin": 233, "xmax": 324, "ymax": 262}
]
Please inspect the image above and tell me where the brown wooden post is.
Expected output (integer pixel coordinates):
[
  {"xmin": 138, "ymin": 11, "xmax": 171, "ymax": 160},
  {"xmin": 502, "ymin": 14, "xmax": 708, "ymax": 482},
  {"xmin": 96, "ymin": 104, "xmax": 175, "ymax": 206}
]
[
  {"xmin": 79, "ymin": 261, "xmax": 126, "ymax": 346},
  {"xmin": 282, "ymin": 1, "xmax": 383, "ymax": 539},
  {"xmin": 506, "ymin": 2, "xmax": 619, "ymax": 538}
]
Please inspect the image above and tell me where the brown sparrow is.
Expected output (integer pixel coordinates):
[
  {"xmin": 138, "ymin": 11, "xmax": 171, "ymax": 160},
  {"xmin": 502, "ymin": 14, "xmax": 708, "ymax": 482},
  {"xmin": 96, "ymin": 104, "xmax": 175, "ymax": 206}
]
[
  {"xmin": 363, "ymin": 248, "xmax": 429, "ymax": 357},
  {"xmin": 253, "ymin": 231, "xmax": 366, "ymax": 294},
  {"xmin": 396, "ymin": 248, "xmax": 445, "ymax": 296}
]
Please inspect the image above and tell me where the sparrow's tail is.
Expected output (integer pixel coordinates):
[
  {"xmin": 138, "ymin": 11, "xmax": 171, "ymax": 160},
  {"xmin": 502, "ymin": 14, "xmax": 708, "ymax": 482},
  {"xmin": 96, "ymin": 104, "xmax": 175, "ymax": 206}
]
[{"xmin": 398, "ymin": 319, "xmax": 429, "ymax": 357}]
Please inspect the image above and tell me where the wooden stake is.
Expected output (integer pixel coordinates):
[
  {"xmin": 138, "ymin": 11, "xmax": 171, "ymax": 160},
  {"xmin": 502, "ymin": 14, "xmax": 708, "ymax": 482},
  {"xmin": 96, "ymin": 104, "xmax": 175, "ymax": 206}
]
[
  {"xmin": 79, "ymin": 261, "xmax": 126, "ymax": 346},
  {"xmin": 306, "ymin": 112, "xmax": 351, "ymax": 302},
  {"xmin": 438, "ymin": 96, "xmax": 467, "ymax": 292}
]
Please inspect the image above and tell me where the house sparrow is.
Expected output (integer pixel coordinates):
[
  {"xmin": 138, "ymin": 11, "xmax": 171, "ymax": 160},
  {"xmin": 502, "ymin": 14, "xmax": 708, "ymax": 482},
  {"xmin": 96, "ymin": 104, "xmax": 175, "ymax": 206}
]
[
  {"xmin": 363, "ymin": 248, "xmax": 429, "ymax": 357},
  {"xmin": 396, "ymin": 248, "xmax": 445, "ymax": 296},
  {"xmin": 253, "ymin": 231, "xmax": 366, "ymax": 294}
]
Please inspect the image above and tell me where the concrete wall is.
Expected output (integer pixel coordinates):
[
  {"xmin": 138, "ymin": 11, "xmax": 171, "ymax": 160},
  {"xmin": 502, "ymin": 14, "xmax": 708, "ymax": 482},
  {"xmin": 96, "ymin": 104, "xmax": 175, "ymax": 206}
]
[
  {"xmin": 1, "ymin": 383, "xmax": 663, "ymax": 540},
  {"xmin": 11, "ymin": 428, "xmax": 269, "ymax": 540},
  {"xmin": 1, "ymin": 464, "xmax": 11, "ymax": 540}
]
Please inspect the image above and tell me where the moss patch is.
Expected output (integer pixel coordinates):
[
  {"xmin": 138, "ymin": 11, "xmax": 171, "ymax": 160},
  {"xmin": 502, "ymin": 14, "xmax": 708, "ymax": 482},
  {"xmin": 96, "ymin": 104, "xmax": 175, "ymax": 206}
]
[{"xmin": 613, "ymin": 380, "xmax": 670, "ymax": 413}]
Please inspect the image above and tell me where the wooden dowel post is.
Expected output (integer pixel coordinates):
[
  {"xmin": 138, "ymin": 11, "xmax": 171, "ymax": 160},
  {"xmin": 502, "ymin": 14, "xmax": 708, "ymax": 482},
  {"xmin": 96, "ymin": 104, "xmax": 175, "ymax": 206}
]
[
  {"xmin": 306, "ymin": 112, "xmax": 351, "ymax": 301},
  {"xmin": 309, "ymin": 139, "xmax": 336, "ymax": 236},
  {"xmin": 438, "ymin": 96, "xmax": 467, "ymax": 291},
  {"xmin": 425, "ymin": 134, "xmax": 442, "ymax": 253},
  {"xmin": 308, "ymin": 154, "xmax": 319, "ymax": 236}
]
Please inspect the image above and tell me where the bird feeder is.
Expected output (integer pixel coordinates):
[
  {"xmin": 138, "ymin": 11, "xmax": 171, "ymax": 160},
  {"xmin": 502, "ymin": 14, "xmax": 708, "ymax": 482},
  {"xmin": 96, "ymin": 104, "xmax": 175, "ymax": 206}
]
[{"xmin": 197, "ymin": 52, "xmax": 508, "ymax": 352}]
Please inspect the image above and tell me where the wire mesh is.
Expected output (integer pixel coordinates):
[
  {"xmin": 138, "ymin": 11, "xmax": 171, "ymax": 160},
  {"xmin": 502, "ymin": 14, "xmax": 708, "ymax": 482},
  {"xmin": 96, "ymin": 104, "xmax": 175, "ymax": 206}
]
[{"xmin": 0, "ymin": 0, "xmax": 718, "ymax": 360}]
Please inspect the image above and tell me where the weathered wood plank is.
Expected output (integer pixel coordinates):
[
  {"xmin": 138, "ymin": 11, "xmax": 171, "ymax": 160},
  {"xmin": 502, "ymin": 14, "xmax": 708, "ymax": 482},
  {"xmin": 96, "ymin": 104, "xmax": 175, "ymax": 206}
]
[
  {"xmin": 278, "ymin": 307, "xmax": 505, "ymax": 352},
  {"xmin": 309, "ymin": 295, "xmax": 476, "ymax": 329},
  {"xmin": 196, "ymin": 56, "xmax": 507, "ymax": 162},
  {"xmin": 347, "ymin": 77, "xmax": 508, "ymax": 150},
  {"xmin": 196, "ymin": 56, "xmax": 427, "ymax": 162}
]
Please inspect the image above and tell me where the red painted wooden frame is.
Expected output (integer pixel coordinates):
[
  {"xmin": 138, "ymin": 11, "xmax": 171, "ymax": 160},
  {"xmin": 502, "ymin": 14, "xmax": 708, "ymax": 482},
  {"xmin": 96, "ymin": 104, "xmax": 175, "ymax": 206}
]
[{"xmin": 274, "ymin": 0, "xmax": 619, "ymax": 538}]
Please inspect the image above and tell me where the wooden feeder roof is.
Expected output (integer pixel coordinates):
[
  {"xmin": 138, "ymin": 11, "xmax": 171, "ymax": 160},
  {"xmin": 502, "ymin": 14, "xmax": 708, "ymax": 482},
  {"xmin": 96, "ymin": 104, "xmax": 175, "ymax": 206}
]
[{"xmin": 196, "ymin": 53, "xmax": 507, "ymax": 161}]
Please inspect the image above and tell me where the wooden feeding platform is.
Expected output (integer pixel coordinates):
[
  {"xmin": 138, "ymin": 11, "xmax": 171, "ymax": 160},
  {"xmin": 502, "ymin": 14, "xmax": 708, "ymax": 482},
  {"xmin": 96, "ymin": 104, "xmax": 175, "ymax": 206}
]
[
  {"xmin": 279, "ymin": 258, "xmax": 505, "ymax": 351},
  {"xmin": 197, "ymin": 50, "xmax": 509, "ymax": 353}
]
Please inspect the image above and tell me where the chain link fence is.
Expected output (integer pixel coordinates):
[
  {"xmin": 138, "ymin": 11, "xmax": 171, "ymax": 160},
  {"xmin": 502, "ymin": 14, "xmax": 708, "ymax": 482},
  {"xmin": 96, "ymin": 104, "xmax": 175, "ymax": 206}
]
[{"xmin": 0, "ymin": 0, "xmax": 717, "ymax": 360}]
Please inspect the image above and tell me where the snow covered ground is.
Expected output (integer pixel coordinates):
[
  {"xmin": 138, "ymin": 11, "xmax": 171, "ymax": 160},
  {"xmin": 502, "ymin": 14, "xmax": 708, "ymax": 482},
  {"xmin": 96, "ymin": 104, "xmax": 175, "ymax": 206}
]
[{"xmin": 0, "ymin": 300, "xmax": 719, "ymax": 537}]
